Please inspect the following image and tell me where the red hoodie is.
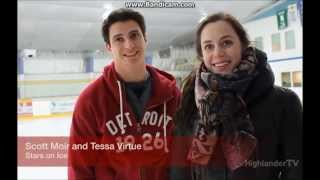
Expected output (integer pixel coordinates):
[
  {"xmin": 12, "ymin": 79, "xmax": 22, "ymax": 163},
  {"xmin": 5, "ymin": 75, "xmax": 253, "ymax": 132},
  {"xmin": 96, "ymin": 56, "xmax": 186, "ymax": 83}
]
[{"xmin": 68, "ymin": 62, "xmax": 181, "ymax": 180}]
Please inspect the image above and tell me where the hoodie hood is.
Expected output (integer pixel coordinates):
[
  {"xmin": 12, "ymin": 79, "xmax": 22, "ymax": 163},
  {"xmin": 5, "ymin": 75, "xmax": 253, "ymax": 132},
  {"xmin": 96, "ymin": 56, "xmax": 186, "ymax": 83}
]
[{"xmin": 103, "ymin": 62, "xmax": 178, "ymax": 108}]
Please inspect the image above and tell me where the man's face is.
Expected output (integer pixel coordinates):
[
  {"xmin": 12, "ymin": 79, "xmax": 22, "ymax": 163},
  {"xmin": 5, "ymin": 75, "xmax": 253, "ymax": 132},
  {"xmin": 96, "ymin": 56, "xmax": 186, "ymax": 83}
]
[{"xmin": 107, "ymin": 20, "xmax": 147, "ymax": 66}]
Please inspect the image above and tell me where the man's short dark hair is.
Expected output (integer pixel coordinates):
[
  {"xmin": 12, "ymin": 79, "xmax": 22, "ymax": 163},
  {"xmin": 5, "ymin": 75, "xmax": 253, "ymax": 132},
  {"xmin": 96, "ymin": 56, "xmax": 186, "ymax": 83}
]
[{"xmin": 102, "ymin": 8, "xmax": 146, "ymax": 44}]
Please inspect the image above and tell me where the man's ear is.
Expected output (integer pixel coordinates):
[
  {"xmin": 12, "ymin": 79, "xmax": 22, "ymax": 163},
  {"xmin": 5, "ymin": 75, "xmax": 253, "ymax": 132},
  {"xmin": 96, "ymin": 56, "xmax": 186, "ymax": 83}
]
[
  {"xmin": 144, "ymin": 33, "xmax": 147, "ymax": 44},
  {"xmin": 106, "ymin": 43, "xmax": 111, "ymax": 52}
]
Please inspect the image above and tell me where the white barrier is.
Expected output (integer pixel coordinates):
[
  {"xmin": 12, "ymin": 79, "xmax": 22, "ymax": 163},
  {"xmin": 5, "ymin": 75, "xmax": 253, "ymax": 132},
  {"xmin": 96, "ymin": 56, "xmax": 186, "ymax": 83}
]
[
  {"xmin": 50, "ymin": 99, "xmax": 76, "ymax": 113},
  {"xmin": 18, "ymin": 98, "xmax": 76, "ymax": 117},
  {"xmin": 18, "ymin": 99, "xmax": 33, "ymax": 115},
  {"xmin": 32, "ymin": 101, "xmax": 52, "ymax": 116}
]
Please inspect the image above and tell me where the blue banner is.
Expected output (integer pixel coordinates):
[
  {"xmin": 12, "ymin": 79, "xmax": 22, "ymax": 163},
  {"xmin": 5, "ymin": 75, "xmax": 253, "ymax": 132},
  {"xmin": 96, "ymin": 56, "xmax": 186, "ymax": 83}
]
[
  {"xmin": 297, "ymin": 0, "xmax": 303, "ymax": 25},
  {"xmin": 85, "ymin": 57, "xmax": 94, "ymax": 73},
  {"xmin": 18, "ymin": 52, "xmax": 24, "ymax": 75},
  {"xmin": 145, "ymin": 56, "xmax": 152, "ymax": 65}
]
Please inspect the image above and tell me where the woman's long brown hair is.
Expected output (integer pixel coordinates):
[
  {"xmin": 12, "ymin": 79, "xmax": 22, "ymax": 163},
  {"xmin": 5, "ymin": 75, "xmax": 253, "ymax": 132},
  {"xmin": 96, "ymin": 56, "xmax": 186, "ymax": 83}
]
[{"xmin": 174, "ymin": 70, "xmax": 197, "ymax": 131}]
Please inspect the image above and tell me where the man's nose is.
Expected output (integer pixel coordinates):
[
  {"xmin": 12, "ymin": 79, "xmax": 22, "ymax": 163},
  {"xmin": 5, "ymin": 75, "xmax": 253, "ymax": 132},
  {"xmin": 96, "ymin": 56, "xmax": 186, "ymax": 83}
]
[{"xmin": 124, "ymin": 39, "xmax": 135, "ymax": 49}]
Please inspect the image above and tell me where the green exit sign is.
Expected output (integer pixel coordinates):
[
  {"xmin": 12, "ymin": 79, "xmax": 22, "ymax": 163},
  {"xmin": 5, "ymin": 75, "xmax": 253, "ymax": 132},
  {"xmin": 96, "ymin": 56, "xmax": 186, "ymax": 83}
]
[{"xmin": 277, "ymin": 9, "xmax": 288, "ymax": 30}]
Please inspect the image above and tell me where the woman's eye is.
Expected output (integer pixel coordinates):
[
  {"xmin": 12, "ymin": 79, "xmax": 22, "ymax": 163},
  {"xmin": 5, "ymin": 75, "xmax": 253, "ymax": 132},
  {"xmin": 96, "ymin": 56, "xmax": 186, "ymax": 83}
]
[
  {"xmin": 204, "ymin": 44, "xmax": 213, "ymax": 50},
  {"xmin": 115, "ymin": 37, "xmax": 124, "ymax": 42},
  {"xmin": 222, "ymin": 40, "xmax": 233, "ymax": 47}
]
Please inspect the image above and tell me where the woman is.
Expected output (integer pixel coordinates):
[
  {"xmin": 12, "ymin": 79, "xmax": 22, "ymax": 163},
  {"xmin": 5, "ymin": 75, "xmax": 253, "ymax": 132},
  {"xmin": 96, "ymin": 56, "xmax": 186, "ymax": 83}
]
[{"xmin": 170, "ymin": 12, "xmax": 302, "ymax": 180}]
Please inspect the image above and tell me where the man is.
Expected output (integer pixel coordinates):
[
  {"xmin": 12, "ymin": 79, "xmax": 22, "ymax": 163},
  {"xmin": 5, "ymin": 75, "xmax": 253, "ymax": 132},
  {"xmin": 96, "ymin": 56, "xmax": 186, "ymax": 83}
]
[{"xmin": 68, "ymin": 8, "xmax": 181, "ymax": 180}]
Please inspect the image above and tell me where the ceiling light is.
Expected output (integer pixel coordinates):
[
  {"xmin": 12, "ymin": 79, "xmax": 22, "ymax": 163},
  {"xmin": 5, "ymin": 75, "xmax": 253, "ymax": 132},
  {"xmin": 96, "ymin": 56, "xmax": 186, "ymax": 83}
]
[
  {"xmin": 102, "ymin": 4, "xmax": 113, "ymax": 20},
  {"xmin": 198, "ymin": 10, "xmax": 207, "ymax": 23}
]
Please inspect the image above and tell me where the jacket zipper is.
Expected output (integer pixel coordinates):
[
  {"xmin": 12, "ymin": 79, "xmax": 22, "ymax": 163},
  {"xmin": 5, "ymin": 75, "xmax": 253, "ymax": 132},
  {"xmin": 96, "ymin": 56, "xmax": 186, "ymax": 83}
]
[
  {"xmin": 121, "ymin": 81, "xmax": 143, "ymax": 135},
  {"xmin": 137, "ymin": 122, "xmax": 142, "ymax": 133}
]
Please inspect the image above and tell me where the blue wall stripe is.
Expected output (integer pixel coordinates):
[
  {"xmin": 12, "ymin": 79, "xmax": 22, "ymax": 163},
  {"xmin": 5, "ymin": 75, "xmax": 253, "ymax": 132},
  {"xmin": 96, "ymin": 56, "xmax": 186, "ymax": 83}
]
[{"xmin": 268, "ymin": 56, "xmax": 302, "ymax": 63}]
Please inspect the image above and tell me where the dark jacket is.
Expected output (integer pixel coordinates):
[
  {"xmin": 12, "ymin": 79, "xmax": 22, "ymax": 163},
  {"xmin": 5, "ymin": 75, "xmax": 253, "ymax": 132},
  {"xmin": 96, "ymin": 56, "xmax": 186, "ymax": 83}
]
[{"xmin": 170, "ymin": 51, "xmax": 302, "ymax": 180}]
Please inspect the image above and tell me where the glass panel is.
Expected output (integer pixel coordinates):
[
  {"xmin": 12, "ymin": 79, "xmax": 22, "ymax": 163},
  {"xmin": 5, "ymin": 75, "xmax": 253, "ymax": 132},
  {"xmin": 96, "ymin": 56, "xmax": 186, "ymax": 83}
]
[
  {"xmin": 285, "ymin": 30, "xmax": 296, "ymax": 49},
  {"xmin": 254, "ymin": 36, "xmax": 264, "ymax": 51},
  {"xmin": 271, "ymin": 33, "xmax": 281, "ymax": 52},
  {"xmin": 281, "ymin": 72, "xmax": 291, "ymax": 87},
  {"xmin": 292, "ymin": 71, "xmax": 302, "ymax": 87}
]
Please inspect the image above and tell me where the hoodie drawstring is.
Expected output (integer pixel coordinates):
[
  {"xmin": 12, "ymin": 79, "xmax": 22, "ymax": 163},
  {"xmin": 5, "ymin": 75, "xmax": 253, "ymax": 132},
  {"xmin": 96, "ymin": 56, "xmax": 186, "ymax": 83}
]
[
  {"xmin": 118, "ymin": 80, "xmax": 169, "ymax": 153},
  {"xmin": 117, "ymin": 80, "xmax": 125, "ymax": 134},
  {"xmin": 163, "ymin": 102, "xmax": 169, "ymax": 153}
]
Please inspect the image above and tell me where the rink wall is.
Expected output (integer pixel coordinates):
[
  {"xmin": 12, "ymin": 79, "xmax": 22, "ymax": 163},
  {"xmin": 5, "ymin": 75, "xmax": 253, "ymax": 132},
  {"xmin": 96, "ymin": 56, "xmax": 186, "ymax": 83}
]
[
  {"xmin": 18, "ymin": 74, "xmax": 98, "ymax": 98},
  {"xmin": 18, "ymin": 97, "xmax": 76, "ymax": 121},
  {"xmin": 18, "ymin": 53, "xmax": 112, "ymax": 99}
]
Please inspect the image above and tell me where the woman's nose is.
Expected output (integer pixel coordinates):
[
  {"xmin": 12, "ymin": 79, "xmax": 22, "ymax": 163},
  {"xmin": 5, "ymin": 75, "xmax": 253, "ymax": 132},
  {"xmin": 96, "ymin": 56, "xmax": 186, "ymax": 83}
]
[{"xmin": 213, "ymin": 46, "xmax": 224, "ymax": 57}]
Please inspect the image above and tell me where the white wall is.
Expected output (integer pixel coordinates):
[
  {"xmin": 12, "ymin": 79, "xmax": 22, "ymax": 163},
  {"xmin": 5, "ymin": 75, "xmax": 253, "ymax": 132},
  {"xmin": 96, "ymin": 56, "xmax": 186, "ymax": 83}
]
[
  {"xmin": 19, "ymin": 51, "xmax": 114, "ymax": 98},
  {"xmin": 243, "ymin": 5, "xmax": 303, "ymax": 102},
  {"xmin": 22, "ymin": 83, "xmax": 89, "ymax": 98},
  {"xmin": 24, "ymin": 59, "xmax": 84, "ymax": 74},
  {"xmin": 269, "ymin": 60, "xmax": 302, "ymax": 86},
  {"xmin": 20, "ymin": 73, "xmax": 89, "ymax": 80},
  {"xmin": 93, "ymin": 58, "xmax": 112, "ymax": 73},
  {"xmin": 151, "ymin": 46, "xmax": 197, "ymax": 71},
  {"xmin": 243, "ymin": 11, "xmax": 302, "ymax": 60}
]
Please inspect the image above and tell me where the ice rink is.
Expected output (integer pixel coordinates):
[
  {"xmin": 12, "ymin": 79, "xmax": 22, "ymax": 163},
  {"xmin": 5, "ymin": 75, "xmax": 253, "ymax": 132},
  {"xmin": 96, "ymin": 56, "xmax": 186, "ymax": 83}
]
[{"xmin": 18, "ymin": 116, "xmax": 72, "ymax": 180}]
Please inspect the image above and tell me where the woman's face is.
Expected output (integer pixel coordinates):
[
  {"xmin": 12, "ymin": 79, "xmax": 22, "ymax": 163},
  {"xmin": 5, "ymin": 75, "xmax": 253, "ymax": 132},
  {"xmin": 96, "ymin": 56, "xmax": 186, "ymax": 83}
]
[{"xmin": 200, "ymin": 21, "xmax": 243, "ymax": 75}]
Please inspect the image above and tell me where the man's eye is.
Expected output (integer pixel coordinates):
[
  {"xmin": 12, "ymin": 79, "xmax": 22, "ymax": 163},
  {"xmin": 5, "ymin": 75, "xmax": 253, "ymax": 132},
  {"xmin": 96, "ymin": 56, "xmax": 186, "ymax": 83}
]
[{"xmin": 130, "ymin": 32, "xmax": 140, "ymax": 40}]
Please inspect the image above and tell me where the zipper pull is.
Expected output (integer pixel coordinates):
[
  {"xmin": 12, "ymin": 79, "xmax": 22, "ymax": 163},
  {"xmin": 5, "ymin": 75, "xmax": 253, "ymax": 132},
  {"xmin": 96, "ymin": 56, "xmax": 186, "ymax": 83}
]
[{"xmin": 137, "ymin": 123, "xmax": 142, "ymax": 133}]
